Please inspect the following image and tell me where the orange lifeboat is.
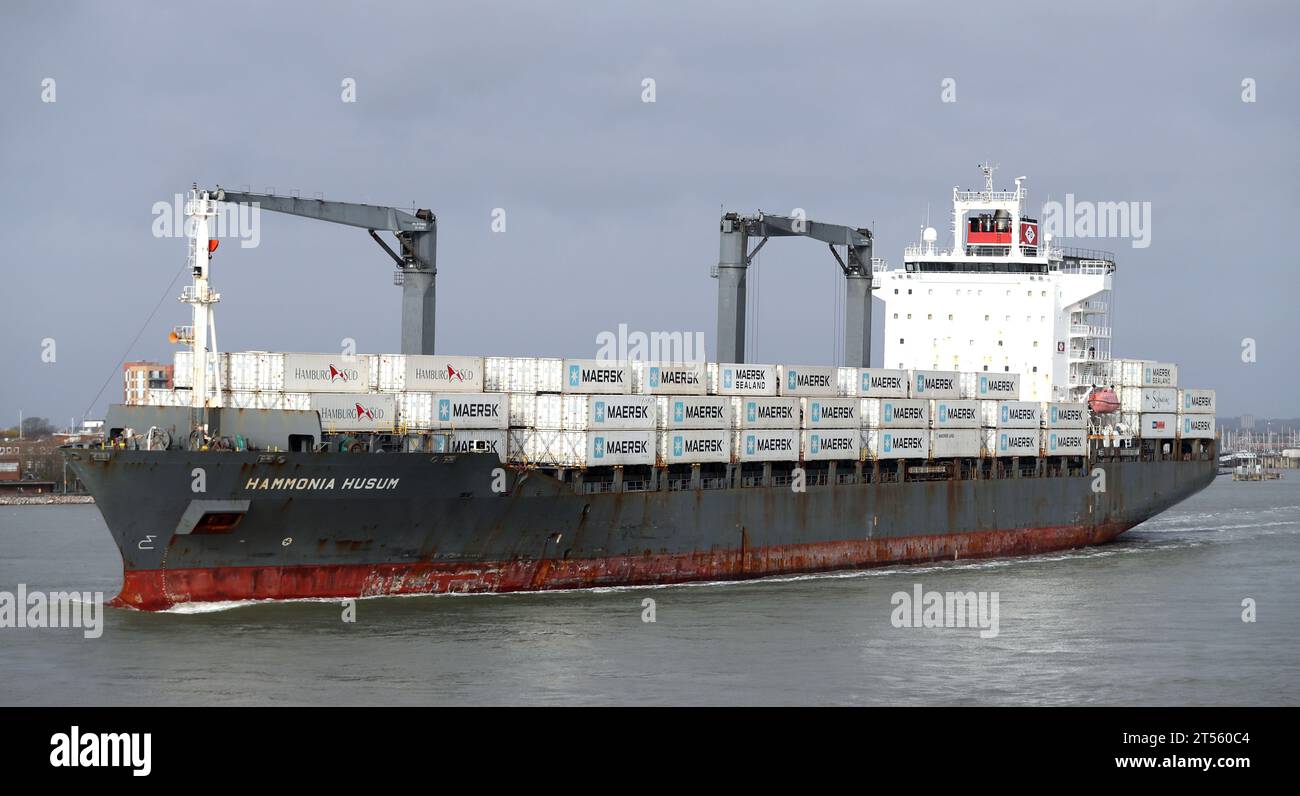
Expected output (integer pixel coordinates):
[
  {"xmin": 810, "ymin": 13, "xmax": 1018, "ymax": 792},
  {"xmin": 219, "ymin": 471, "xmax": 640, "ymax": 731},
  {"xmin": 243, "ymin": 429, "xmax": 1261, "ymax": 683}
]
[{"xmin": 1088, "ymin": 387, "xmax": 1120, "ymax": 414}]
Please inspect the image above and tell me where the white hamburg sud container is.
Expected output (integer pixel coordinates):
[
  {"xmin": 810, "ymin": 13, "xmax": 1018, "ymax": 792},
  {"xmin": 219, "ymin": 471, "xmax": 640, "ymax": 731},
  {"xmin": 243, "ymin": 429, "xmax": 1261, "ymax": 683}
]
[
  {"xmin": 312, "ymin": 393, "xmax": 396, "ymax": 432},
  {"xmin": 398, "ymin": 355, "xmax": 485, "ymax": 392},
  {"xmin": 284, "ymin": 353, "xmax": 370, "ymax": 393}
]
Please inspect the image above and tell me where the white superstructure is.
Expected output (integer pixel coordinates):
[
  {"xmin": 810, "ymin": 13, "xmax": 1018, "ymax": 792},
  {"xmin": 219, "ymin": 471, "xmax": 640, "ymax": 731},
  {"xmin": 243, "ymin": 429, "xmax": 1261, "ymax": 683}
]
[{"xmin": 879, "ymin": 164, "xmax": 1114, "ymax": 402}]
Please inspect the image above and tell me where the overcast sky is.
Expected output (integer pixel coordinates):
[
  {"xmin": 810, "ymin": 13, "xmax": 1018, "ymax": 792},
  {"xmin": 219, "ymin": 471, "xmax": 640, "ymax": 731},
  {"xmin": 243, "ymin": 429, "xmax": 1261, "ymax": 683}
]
[{"xmin": 1, "ymin": 0, "xmax": 1296, "ymax": 423}]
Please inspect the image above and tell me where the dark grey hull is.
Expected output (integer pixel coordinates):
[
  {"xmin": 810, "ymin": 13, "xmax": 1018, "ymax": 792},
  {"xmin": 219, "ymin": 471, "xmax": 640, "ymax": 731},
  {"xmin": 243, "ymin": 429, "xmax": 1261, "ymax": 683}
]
[{"xmin": 63, "ymin": 448, "xmax": 1217, "ymax": 609}]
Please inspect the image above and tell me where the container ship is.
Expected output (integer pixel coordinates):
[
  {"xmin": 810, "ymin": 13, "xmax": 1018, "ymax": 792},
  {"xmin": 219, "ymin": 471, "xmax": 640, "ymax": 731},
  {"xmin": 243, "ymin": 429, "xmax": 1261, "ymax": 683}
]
[{"xmin": 65, "ymin": 168, "xmax": 1218, "ymax": 610}]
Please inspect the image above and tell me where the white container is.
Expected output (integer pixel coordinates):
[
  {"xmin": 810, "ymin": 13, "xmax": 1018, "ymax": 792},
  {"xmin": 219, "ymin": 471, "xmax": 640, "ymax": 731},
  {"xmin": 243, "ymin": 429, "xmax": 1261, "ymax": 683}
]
[
  {"xmin": 398, "ymin": 393, "xmax": 434, "ymax": 429},
  {"xmin": 1113, "ymin": 359, "xmax": 1178, "ymax": 388},
  {"xmin": 431, "ymin": 430, "xmax": 507, "ymax": 462},
  {"xmin": 227, "ymin": 352, "xmax": 263, "ymax": 391},
  {"xmin": 312, "ymin": 393, "xmax": 396, "ymax": 432},
  {"xmin": 1135, "ymin": 413, "xmax": 1177, "ymax": 439},
  {"xmin": 778, "ymin": 364, "xmax": 839, "ymax": 397},
  {"xmin": 734, "ymin": 429, "xmax": 799, "ymax": 461},
  {"xmin": 1119, "ymin": 387, "xmax": 1178, "ymax": 413},
  {"xmin": 984, "ymin": 428, "xmax": 1041, "ymax": 457},
  {"xmin": 801, "ymin": 398, "xmax": 859, "ymax": 429},
  {"xmin": 284, "ymin": 353, "xmax": 370, "ymax": 393},
  {"xmin": 632, "ymin": 361, "xmax": 707, "ymax": 395},
  {"xmin": 960, "ymin": 372, "xmax": 1021, "ymax": 400},
  {"xmin": 863, "ymin": 398, "xmax": 929, "ymax": 428},
  {"xmin": 911, "ymin": 369, "xmax": 961, "ymax": 399},
  {"xmin": 1043, "ymin": 429, "xmax": 1087, "ymax": 456},
  {"xmin": 1179, "ymin": 415, "xmax": 1216, "ymax": 439},
  {"xmin": 486, "ymin": 357, "xmax": 563, "ymax": 392},
  {"xmin": 433, "ymin": 393, "xmax": 508, "ymax": 430},
  {"xmin": 733, "ymin": 396, "xmax": 800, "ymax": 429},
  {"xmin": 858, "ymin": 368, "xmax": 910, "ymax": 398},
  {"xmin": 864, "ymin": 428, "xmax": 930, "ymax": 459},
  {"xmin": 562, "ymin": 359, "xmax": 631, "ymax": 394},
  {"xmin": 656, "ymin": 396, "xmax": 732, "ymax": 430},
  {"xmin": 931, "ymin": 400, "xmax": 980, "ymax": 429},
  {"xmin": 708, "ymin": 363, "xmax": 777, "ymax": 396},
  {"xmin": 172, "ymin": 350, "xmax": 224, "ymax": 390},
  {"xmin": 146, "ymin": 388, "xmax": 189, "ymax": 407},
  {"xmin": 837, "ymin": 367, "xmax": 859, "ymax": 397},
  {"xmin": 585, "ymin": 430, "xmax": 656, "ymax": 466},
  {"xmin": 1179, "ymin": 389, "xmax": 1216, "ymax": 415},
  {"xmin": 930, "ymin": 429, "xmax": 982, "ymax": 458},
  {"xmin": 801, "ymin": 429, "xmax": 860, "ymax": 461},
  {"xmin": 583, "ymin": 395, "xmax": 657, "ymax": 430},
  {"xmin": 401, "ymin": 355, "xmax": 485, "ymax": 392},
  {"xmin": 1043, "ymin": 402, "xmax": 1089, "ymax": 428},
  {"xmin": 282, "ymin": 393, "xmax": 310, "ymax": 411},
  {"xmin": 981, "ymin": 400, "xmax": 1042, "ymax": 428},
  {"xmin": 256, "ymin": 353, "xmax": 285, "ymax": 391},
  {"xmin": 658, "ymin": 429, "xmax": 731, "ymax": 465},
  {"xmin": 507, "ymin": 428, "xmax": 581, "ymax": 466}
]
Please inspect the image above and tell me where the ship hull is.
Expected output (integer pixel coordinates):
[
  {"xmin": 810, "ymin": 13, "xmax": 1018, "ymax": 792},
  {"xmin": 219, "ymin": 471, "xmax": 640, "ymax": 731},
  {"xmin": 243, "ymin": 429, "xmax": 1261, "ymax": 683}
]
[{"xmin": 65, "ymin": 450, "xmax": 1216, "ymax": 610}]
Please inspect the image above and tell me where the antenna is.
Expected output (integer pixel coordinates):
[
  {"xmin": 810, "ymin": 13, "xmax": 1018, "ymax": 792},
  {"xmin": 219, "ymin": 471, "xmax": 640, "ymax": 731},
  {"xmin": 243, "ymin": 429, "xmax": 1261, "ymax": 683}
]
[{"xmin": 978, "ymin": 161, "xmax": 998, "ymax": 194}]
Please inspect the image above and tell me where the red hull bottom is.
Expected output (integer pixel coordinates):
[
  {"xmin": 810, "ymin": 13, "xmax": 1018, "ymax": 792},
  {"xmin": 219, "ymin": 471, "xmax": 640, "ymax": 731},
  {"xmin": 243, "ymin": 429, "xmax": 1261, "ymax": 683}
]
[{"xmin": 114, "ymin": 522, "xmax": 1131, "ymax": 611}]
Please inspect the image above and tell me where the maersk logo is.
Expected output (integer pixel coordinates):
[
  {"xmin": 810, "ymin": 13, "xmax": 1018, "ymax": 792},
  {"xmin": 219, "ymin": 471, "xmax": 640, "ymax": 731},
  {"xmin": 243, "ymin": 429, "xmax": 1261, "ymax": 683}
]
[
  {"xmin": 593, "ymin": 436, "xmax": 604, "ymax": 458},
  {"xmin": 438, "ymin": 399, "xmax": 451, "ymax": 421},
  {"xmin": 673, "ymin": 435, "xmax": 683, "ymax": 457},
  {"xmin": 746, "ymin": 401, "xmax": 757, "ymax": 423},
  {"xmin": 594, "ymin": 401, "xmax": 606, "ymax": 423},
  {"xmin": 940, "ymin": 404, "xmax": 948, "ymax": 423},
  {"xmin": 999, "ymin": 433, "xmax": 1008, "ymax": 451},
  {"xmin": 1050, "ymin": 406, "xmax": 1058, "ymax": 424},
  {"xmin": 569, "ymin": 365, "xmax": 580, "ymax": 386},
  {"xmin": 884, "ymin": 402, "xmax": 894, "ymax": 423},
  {"xmin": 883, "ymin": 432, "xmax": 893, "ymax": 454},
  {"xmin": 811, "ymin": 402, "xmax": 821, "ymax": 423},
  {"xmin": 723, "ymin": 368, "xmax": 734, "ymax": 389},
  {"xmin": 673, "ymin": 401, "xmax": 685, "ymax": 423},
  {"xmin": 810, "ymin": 434, "xmax": 820, "ymax": 454},
  {"xmin": 787, "ymin": 370, "xmax": 798, "ymax": 390},
  {"xmin": 745, "ymin": 434, "xmax": 755, "ymax": 455},
  {"xmin": 979, "ymin": 376, "xmax": 987, "ymax": 394},
  {"xmin": 648, "ymin": 367, "xmax": 660, "ymax": 389},
  {"xmin": 916, "ymin": 374, "xmax": 925, "ymax": 393}
]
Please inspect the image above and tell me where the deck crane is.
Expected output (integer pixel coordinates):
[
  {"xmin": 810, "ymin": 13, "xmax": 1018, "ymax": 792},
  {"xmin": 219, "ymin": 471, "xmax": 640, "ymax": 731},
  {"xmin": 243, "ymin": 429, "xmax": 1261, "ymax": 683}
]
[
  {"xmin": 206, "ymin": 187, "xmax": 439, "ymax": 355},
  {"xmin": 715, "ymin": 212, "xmax": 876, "ymax": 366}
]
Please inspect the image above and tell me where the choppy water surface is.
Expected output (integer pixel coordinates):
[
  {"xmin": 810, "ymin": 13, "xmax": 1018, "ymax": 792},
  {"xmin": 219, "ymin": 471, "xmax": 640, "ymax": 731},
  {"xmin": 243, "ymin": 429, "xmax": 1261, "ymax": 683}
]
[{"xmin": 1, "ymin": 477, "xmax": 1296, "ymax": 705}]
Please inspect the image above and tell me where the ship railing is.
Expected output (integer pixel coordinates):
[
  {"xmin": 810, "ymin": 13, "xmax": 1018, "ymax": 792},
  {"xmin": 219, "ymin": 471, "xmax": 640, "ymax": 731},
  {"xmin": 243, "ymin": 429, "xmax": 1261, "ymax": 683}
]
[
  {"xmin": 954, "ymin": 189, "xmax": 1020, "ymax": 203},
  {"xmin": 700, "ymin": 476, "xmax": 728, "ymax": 490}
]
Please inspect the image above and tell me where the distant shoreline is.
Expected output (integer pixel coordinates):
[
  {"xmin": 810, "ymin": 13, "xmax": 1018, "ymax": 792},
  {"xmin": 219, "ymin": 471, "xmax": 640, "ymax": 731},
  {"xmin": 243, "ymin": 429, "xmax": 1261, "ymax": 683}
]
[{"xmin": 0, "ymin": 495, "xmax": 95, "ymax": 506}]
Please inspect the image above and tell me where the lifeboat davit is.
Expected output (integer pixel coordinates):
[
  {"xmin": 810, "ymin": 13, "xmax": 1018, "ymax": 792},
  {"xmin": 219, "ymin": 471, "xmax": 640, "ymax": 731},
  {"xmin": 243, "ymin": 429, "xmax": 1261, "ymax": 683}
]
[{"xmin": 1088, "ymin": 387, "xmax": 1120, "ymax": 414}]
